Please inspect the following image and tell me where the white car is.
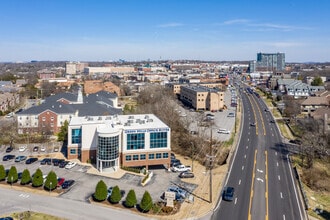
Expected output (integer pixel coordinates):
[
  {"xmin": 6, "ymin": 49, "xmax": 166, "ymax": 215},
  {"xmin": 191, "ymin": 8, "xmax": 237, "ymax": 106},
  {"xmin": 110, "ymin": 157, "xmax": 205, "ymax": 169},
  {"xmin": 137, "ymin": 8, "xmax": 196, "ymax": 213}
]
[
  {"xmin": 18, "ymin": 146, "xmax": 27, "ymax": 152},
  {"xmin": 171, "ymin": 165, "xmax": 191, "ymax": 172},
  {"xmin": 65, "ymin": 161, "xmax": 77, "ymax": 169},
  {"xmin": 217, "ymin": 129, "xmax": 230, "ymax": 134},
  {"xmin": 40, "ymin": 146, "xmax": 46, "ymax": 152}
]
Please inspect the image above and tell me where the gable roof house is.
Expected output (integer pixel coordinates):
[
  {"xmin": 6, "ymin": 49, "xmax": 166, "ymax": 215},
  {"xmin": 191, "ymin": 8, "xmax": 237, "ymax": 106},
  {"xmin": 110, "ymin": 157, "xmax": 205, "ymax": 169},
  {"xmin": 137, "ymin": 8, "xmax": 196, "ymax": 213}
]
[
  {"xmin": 16, "ymin": 88, "xmax": 122, "ymax": 135},
  {"xmin": 301, "ymin": 90, "xmax": 330, "ymax": 115}
]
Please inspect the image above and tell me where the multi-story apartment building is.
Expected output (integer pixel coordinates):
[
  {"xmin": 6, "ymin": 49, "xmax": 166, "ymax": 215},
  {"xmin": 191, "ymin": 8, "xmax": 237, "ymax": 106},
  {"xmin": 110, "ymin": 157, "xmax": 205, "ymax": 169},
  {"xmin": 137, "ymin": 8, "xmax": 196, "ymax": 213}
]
[
  {"xmin": 180, "ymin": 85, "xmax": 224, "ymax": 111},
  {"xmin": 16, "ymin": 89, "xmax": 122, "ymax": 135},
  {"xmin": 65, "ymin": 62, "xmax": 88, "ymax": 75},
  {"xmin": 67, "ymin": 114, "xmax": 171, "ymax": 172},
  {"xmin": 257, "ymin": 52, "xmax": 285, "ymax": 71}
]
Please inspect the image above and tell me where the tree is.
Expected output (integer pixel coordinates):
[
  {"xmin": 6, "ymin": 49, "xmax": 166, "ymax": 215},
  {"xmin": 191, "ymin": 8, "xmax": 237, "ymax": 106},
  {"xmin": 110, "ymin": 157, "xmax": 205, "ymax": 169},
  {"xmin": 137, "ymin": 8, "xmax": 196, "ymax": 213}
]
[
  {"xmin": 0, "ymin": 165, "xmax": 5, "ymax": 181},
  {"xmin": 125, "ymin": 189, "xmax": 137, "ymax": 208},
  {"xmin": 311, "ymin": 76, "xmax": 324, "ymax": 86},
  {"xmin": 93, "ymin": 180, "xmax": 107, "ymax": 202},
  {"xmin": 7, "ymin": 166, "xmax": 18, "ymax": 184},
  {"xmin": 44, "ymin": 171, "xmax": 57, "ymax": 191},
  {"xmin": 20, "ymin": 169, "xmax": 31, "ymax": 185},
  {"xmin": 139, "ymin": 191, "xmax": 153, "ymax": 212},
  {"xmin": 109, "ymin": 185, "xmax": 121, "ymax": 204},
  {"xmin": 32, "ymin": 168, "xmax": 43, "ymax": 187},
  {"xmin": 57, "ymin": 120, "xmax": 69, "ymax": 142}
]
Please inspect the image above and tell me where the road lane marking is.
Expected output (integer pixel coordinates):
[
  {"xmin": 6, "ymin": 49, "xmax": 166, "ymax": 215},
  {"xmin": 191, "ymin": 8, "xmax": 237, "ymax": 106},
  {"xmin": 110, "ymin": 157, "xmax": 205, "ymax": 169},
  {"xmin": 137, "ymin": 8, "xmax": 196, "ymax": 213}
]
[
  {"xmin": 283, "ymin": 214, "xmax": 286, "ymax": 220},
  {"xmin": 265, "ymin": 150, "xmax": 269, "ymax": 220},
  {"xmin": 242, "ymin": 166, "xmax": 244, "ymax": 170},
  {"xmin": 280, "ymin": 192, "xmax": 283, "ymax": 199},
  {"xmin": 248, "ymin": 149, "xmax": 257, "ymax": 220},
  {"xmin": 244, "ymin": 154, "xmax": 246, "ymax": 158},
  {"xmin": 277, "ymin": 162, "xmax": 279, "ymax": 167},
  {"xmin": 278, "ymin": 175, "xmax": 281, "ymax": 181},
  {"xmin": 239, "ymin": 179, "xmax": 241, "ymax": 185},
  {"xmin": 235, "ymin": 197, "xmax": 237, "ymax": 204},
  {"xmin": 275, "ymin": 152, "xmax": 277, "ymax": 156},
  {"xmin": 256, "ymin": 178, "xmax": 264, "ymax": 182},
  {"xmin": 257, "ymin": 169, "xmax": 264, "ymax": 173},
  {"xmin": 246, "ymin": 146, "xmax": 248, "ymax": 149}
]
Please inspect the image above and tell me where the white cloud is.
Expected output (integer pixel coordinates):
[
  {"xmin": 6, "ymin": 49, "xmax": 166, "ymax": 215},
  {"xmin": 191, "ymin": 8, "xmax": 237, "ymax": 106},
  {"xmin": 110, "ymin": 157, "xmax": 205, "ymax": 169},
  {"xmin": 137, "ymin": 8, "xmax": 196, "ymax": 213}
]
[{"xmin": 223, "ymin": 19, "xmax": 250, "ymax": 25}]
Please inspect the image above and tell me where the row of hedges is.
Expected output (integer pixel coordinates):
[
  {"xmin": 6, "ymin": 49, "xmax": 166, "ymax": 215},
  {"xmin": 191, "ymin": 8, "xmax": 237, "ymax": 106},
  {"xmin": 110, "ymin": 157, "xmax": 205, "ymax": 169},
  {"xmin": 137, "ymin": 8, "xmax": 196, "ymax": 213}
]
[
  {"xmin": 93, "ymin": 180, "xmax": 153, "ymax": 212},
  {"xmin": 0, "ymin": 164, "xmax": 58, "ymax": 191}
]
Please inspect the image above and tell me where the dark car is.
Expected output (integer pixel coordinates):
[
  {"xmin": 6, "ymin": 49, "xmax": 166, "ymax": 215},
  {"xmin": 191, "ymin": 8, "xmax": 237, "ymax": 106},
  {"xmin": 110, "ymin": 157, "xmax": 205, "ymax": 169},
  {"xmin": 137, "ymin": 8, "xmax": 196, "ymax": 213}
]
[
  {"xmin": 26, "ymin": 157, "xmax": 38, "ymax": 164},
  {"xmin": 40, "ymin": 158, "xmax": 51, "ymax": 165},
  {"xmin": 250, "ymin": 122, "xmax": 256, "ymax": 127},
  {"xmin": 270, "ymin": 119, "xmax": 275, "ymax": 123},
  {"xmin": 5, "ymin": 146, "xmax": 14, "ymax": 153},
  {"xmin": 59, "ymin": 160, "xmax": 69, "ymax": 168},
  {"xmin": 289, "ymin": 139, "xmax": 302, "ymax": 145},
  {"xmin": 33, "ymin": 146, "xmax": 39, "ymax": 152},
  {"xmin": 62, "ymin": 180, "xmax": 75, "ymax": 189},
  {"xmin": 0, "ymin": 217, "xmax": 14, "ymax": 220},
  {"xmin": 179, "ymin": 171, "xmax": 194, "ymax": 178},
  {"xmin": 18, "ymin": 172, "xmax": 23, "ymax": 179},
  {"xmin": 53, "ymin": 159, "xmax": 64, "ymax": 166},
  {"xmin": 222, "ymin": 187, "xmax": 235, "ymax": 201},
  {"xmin": 3, "ymin": 154, "xmax": 15, "ymax": 161},
  {"xmin": 107, "ymin": 186, "xmax": 126, "ymax": 198},
  {"xmin": 15, "ymin": 155, "xmax": 27, "ymax": 162},
  {"xmin": 170, "ymin": 158, "xmax": 181, "ymax": 167}
]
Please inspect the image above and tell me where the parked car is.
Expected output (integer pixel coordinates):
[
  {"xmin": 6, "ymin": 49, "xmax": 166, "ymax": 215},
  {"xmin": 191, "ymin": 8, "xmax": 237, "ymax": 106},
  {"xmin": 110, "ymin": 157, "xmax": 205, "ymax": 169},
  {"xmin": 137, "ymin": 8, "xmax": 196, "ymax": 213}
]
[
  {"xmin": 227, "ymin": 112, "xmax": 235, "ymax": 117},
  {"xmin": 40, "ymin": 146, "xmax": 46, "ymax": 152},
  {"xmin": 0, "ymin": 217, "xmax": 14, "ymax": 220},
  {"xmin": 59, "ymin": 160, "xmax": 69, "ymax": 168},
  {"xmin": 179, "ymin": 171, "xmax": 194, "ymax": 178},
  {"xmin": 26, "ymin": 157, "xmax": 38, "ymax": 164},
  {"xmin": 222, "ymin": 186, "xmax": 235, "ymax": 201},
  {"xmin": 62, "ymin": 180, "xmax": 75, "ymax": 189},
  {"xmin": 33, "ymin": 146, "xmax": 39, "ymax": 152},
  {"xmin": 65, "ymin": 161, "xmax": 77, "ymax": 169},
  {"xmin": 217, "ymin": 128, "xmax": 230, "ymax": 134},
  {"xmin": 57, "ymin": 178, "xmax": 65, "ymax": 187},
  {"xmin": 289, "ymin": 139, "xmax": 302, "ymax": 145},
  {"xmin": 54, "ymin": 146, "xmax": 59, "ymax": 152},
  {"xmin": 107, "ymin": 186, "xmax": 126, "ymax": 199},
  {"xmin": 167, "ymin": 186, "xmax": 188, "ymax": 199},
  {"xmin": 3, "ymin": 154, "xmax": 15, "ymax": 161},
  {"xmin": 18, "ymin": 146, "xmax": 27, "ymax": 152},
  {"xmin": 170, "ymin": 158, "xmax": 181, "ymax": 167},
  {"xmin": 250, "ymin": 122, "xmax": 256, "ymax": 127},
  {"xmin": 40, "ymin": 158, "xmax": 51, "ymax": 165},
  {"xmin": 18, "ymin": 172, "xmax": 23, "ymax": 179},
  {"xmin": 5, "ymin": 146, "xmax": 13, "ymax": 153},
  {"xmin": 15, "ymin": 155, "xmax": 27, "ymax": 162},
  {"xmin": 53, "ymin": 159, "xmax": 64, "ymax": 166},
  {"xmin": 171, "ymin": 164, "xmax": 191, "ymax": 172}
]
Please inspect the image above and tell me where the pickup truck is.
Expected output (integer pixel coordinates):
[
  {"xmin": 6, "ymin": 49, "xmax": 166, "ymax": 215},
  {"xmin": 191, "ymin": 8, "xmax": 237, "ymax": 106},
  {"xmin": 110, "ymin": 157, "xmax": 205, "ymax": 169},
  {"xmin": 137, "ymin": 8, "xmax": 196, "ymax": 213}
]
[{"xmin": 171, "ymin": 165, "xmax": 191, "ymax": 172}]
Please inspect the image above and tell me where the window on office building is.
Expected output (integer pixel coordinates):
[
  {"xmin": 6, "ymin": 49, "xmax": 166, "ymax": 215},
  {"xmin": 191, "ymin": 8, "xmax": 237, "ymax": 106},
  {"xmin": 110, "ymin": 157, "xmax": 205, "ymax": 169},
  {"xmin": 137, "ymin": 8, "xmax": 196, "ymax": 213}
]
[
  {"xmin": 126, "ymin": 155, "xmax": 132, "ymax": 161},
  {"xmin": 133, "ymin": 155, "xmax": 139, "ymax": 160},
  {"xmin": 156, "ymin": 153, "xmax": 162, "ymax": 159},
  {"xmin": 150, "ymin": 132, "xmax": 167, "ymax": 148},
  {"xmin": 71, "ymin": 128, "xmax": 82, "ymax": 144},
  {"xmin": 127, "ymin": 133, "xmax": 145, "ymax": 150},
  {"xmin": 149, "ymin": 154, "xmax": 154, "ymax": 160},
  {"xmin": 70, "ymin": 149, "xmax": 77, "ymax": 154},
  {"xmin": 163, "ymin": 153, "xmax": 168, "ymax": 158},
  {"xmin": 140, "ymin": 154, "xmax": 146, "ymax": 160}
]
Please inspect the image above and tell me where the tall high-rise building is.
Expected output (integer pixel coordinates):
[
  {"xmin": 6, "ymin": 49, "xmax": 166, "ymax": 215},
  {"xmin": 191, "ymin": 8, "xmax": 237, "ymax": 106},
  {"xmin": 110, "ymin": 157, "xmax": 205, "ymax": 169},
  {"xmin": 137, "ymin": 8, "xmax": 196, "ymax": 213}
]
[{"xmin": 256, "ymin": 52, "xmax": 285, "ymax": 71}]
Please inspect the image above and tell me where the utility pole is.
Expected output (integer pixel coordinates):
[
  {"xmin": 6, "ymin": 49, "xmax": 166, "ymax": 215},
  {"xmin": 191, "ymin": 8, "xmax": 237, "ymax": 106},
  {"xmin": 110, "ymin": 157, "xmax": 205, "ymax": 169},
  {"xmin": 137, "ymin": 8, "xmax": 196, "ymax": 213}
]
[{"xmin": 206, "ymin": 124, "xmax": 215, "ymax": 203}]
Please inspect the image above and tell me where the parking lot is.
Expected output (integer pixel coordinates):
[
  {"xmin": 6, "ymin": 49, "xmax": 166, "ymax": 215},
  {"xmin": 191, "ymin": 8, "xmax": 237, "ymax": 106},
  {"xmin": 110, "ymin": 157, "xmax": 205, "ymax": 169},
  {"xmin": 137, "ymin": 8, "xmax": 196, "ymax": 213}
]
[{"xmin": 0, "ymin": 145, "xmax": 197, "ymax": 204}]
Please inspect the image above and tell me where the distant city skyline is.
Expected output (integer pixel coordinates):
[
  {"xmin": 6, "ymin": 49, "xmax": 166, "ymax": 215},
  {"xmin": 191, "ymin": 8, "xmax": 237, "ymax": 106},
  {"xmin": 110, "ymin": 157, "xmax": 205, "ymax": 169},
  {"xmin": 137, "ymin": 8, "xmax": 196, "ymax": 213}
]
[{"xmin": 0, "ymin": 0, "xmax": 329, "ymax": 62}]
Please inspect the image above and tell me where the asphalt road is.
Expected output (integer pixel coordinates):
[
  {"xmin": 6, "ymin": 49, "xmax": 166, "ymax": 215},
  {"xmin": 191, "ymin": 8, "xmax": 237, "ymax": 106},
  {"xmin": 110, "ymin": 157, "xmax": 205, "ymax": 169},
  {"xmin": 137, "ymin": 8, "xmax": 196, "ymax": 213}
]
[
  {"xmin": 0, "ymin": 187, "xmax": 151, "ymax": 220},
  {"xmin": 212, "ymin": 85, "xmax": 306, "ymax": 220}
]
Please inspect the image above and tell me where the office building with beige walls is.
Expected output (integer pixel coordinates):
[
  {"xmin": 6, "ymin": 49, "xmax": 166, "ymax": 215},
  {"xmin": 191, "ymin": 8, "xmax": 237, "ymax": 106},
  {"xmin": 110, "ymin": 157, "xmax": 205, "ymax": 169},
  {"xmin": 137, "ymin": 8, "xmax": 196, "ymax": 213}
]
[
  {"xmin": 180, "ymin": 85, "xmax": 225, "ymax": 111},
  {"xmin": 67, "ymin": 114, "xmax": 171, "ymax": 173}
]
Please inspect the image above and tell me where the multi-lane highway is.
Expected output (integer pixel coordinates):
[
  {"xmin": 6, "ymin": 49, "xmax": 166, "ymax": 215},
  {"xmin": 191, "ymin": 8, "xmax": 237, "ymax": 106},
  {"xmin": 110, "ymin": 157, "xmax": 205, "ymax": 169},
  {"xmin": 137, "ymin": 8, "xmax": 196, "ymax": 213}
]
[{"xmin": 212, "ymin": 85, "xmax": 306, "ymax": 220}]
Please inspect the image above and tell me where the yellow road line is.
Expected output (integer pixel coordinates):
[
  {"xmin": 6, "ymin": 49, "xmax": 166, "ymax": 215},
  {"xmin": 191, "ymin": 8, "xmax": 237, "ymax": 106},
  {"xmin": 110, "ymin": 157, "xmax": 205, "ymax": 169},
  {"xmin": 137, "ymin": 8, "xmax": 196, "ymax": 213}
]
[
  {"xmin": 247, "ymin": 95, "xmax": 258, "ymax": 136},
  {"xmin": 265, "ymin": 150, "xmax": 269, "ymax": 220},
  {"xmin": 248, "ymin": 149, "xmax": 258, "ymax": 220},
  {"xmin": 250, "ymin": 95, "xmax": 267, "ymax": 136}
]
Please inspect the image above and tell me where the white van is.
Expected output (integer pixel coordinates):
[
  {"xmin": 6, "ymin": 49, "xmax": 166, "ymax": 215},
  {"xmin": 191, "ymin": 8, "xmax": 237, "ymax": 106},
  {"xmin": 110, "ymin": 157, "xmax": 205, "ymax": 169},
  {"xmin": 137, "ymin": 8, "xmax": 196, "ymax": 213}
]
[{"xmin": 218, "ymin": 129, "xmax": 230, "ymax": 134}]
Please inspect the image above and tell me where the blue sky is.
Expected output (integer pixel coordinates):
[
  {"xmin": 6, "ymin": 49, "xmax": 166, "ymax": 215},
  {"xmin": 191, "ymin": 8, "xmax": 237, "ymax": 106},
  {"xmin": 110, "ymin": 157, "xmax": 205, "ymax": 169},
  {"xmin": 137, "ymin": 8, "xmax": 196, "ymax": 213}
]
[{"xmin": 0, "ymin": 0, "xmax": 329, "ymax": 62}]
